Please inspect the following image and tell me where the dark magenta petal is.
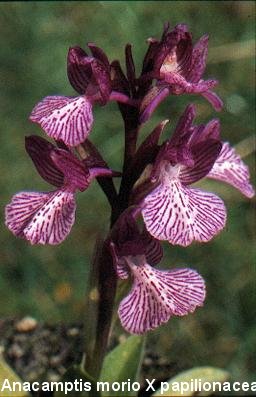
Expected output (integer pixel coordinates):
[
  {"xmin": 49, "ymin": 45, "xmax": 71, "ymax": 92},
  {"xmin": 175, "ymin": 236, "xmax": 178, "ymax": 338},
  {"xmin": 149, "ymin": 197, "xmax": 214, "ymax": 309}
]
[
  {"xmin": 116, "ymin": 241, "xmax": 145, "ymax": 258},
  {"xmin": 150, "ymin": 24, "xmax": 223, "ymax": 111},
  {"xmin": 187, "ymin": 78, "xmax": 218, "ymax": 94},
  {"xmin": 68, "ymin": 45, "xmax": 111, "ymax": 104},
  {"xmin": 189, "ymin": 119, "xmax": 221, "ymax": 146},
  {"xmin": 142, "ymin": 179, "xmax": 226, "ymax": 246},
  {"xmin": 137, "ymin": 120, "xmax": 168, "ymax": 156},
  {"xmin": 87, "ymin": 42, "xmax": 110, "ymax": 68},
  {"xmin": 118, "ymin": 262, "xmax": 205, "ymax": 334},
  {"xmin": 110, "ymin": 60, "xmax": 130, "ymax": 94},
  {"xmin": 142, "ymin": 39, "xmax": 160, "ymax": 75},
  {"xmin": 81, "ymin": 139, "xmax": 108, "ymax": 168},
  {"xmin": 160, "ymin": 34, "xmax": 192, "ymax": 78},
  {"xmin": 5, "ymin": 190, "xmax": 76, "ymax": 245},
  {"xmin": 179, "ymin": 140, "xmax": 222, "ymax": 185},
  {"xmin": 91, "ymin": 59, "xmax": 111, "ymax": 104},
  {"xmin": 151, "ymin": 138, "xmax": 194, "ymax": 177},
  {"xmin": 109, "ymin": 242, "xmax": 130, "ymax": 280},
  {"xmin": 30, "ymin": 95, "xmax": 94, "ymax": 146},
  {"xmin": 67, "ymin": 46, "xmax": 92, "ymax": 94},
  {"xmin": 201, "ymin": 90, "xmax": 223, "ymax": 111},
  {"xmin": 140, "ymin": 86, "xmax": 170, "ymax": 124},
  {"xmin": 25, "ymin": 135, "xmax": 64, "ymax": 187},
  {"xmin": 142, "ymin": 231, "xmax": 163, "ymax": 265},
  {"xmin": 170, "ymin": 104, "xmax": 196, "ymax": 146},
  {"xmin": 207, "ymin": 142, "xmax": 255, "ymax": 198},
  {"xmin": 165, "ymin": 72, "xmax": 217, "ymax": 94},
  {"xmin": 175, "ymin": 35, "xmax": 193, "ymax": 76},
  {"xmin": 125, "ymin": 44, "xmax": 136, "ymax": 95},
  {"xmin": 153, "ymin": 110, "xmax": 221, "ymax": 171},
  {"xmin": 144, "ymin": 23, "xmax": 222, "ymax": 111},
  {"xmin": 89, "ymin": 167, "xmax": 121, "ymax": 179},
  {"xmin": 156, "ymin": 23, "xmax": 191, "ymax": 73},
  {"xmin": 50, "ymin": 149, "xmax": 90, "ymax": 192},
  {"xmin": 130, "ymin": 120, "xmax": 169, "ymax": 184},
  {"xmin": 187, "ymin": 35, "xmax": 209, "ymax": 83},
  {"xmin": 110, "ymin": 208, "xmax": 160, "ymax": 262},
  {"xmin": 110, "ymin": 207, "xmax": 140, "ymax": 247}
]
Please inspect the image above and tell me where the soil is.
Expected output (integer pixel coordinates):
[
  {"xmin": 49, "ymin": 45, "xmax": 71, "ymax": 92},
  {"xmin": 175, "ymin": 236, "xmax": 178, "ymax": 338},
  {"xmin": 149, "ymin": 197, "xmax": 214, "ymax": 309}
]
[{"xmin": 0, "ymin": 317, "xmax": 175, "ymax": 397}]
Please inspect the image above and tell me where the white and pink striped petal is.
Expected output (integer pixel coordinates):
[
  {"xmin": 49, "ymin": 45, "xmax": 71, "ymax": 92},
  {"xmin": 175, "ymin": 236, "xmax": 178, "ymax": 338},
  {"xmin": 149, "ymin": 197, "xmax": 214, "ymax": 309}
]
[
  {"xmin": 142, "ymin": 179, "xmax": 226, "ymax": 247},
  {"xmin": 119, "ymin": 262, "xmax": 205, "ymax": 334},
  {"xmin": 207, "ymin": 142, "xmax": 255, "ymax": 198},
  {"xmin": 30, "ymin": 95, "xmax": 93, "ymax": 146},
  {"xmin": 5, "ymin": 190, "xmax": 76, "ymax": 245}
]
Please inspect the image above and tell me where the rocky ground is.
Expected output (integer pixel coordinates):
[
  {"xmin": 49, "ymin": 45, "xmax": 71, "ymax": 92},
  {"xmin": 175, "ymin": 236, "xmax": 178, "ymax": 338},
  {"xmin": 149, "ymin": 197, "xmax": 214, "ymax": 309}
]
[{"xmin": 0, "ymin": 317, "xmax": 175, "ymax": 396}]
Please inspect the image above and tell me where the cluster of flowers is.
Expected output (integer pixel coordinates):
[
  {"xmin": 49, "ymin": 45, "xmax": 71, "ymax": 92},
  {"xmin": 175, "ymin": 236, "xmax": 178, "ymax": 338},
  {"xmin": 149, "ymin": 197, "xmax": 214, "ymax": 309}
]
[{"xmin": 5, "ymin": 23, "xmax": 254, "ymax": 334}]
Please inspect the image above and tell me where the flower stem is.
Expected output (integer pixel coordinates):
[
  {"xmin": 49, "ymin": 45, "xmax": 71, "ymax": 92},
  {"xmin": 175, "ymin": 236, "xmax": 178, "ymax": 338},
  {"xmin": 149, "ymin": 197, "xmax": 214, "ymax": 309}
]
[
  {"xmin": 82, "ymin": 236, "xmax": 117, "ymax": 379},
  {"xmin": 82, "ymin": 94, "xmax": 141, "ymax": 380}
]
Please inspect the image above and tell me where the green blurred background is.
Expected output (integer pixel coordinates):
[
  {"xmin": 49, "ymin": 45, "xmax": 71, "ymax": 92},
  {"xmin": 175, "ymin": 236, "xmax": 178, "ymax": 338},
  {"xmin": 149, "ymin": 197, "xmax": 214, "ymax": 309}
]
[{"xmin": 0, "ymin": 0, "xmax": 255, "ymax": 385}]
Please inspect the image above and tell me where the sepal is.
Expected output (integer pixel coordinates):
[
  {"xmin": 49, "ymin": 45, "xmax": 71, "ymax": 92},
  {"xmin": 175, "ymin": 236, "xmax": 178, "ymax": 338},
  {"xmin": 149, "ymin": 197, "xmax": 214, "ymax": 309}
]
[
  {"xmin": 67, "ymin": 46, "xmax": 91, "ymax": 94},
  {"xmin": 139, "ymin": 85, "xmax": 169, "ymax": 124},
  {"xmin": 50, "ymin": 149, "xmax": 90, "ymax": 191},
  {"xmin": 25, "ymin": 135, "xmax": 64, "ymax": 187}
]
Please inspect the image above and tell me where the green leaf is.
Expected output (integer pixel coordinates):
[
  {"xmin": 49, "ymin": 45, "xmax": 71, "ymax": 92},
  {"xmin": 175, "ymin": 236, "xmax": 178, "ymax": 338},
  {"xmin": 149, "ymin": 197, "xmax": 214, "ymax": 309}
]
[
  {"xmin": 153, "ymin": 366, "xmax": 230, "ymax": 396},
  {"xmin": 54, "ymin": 365, "xmax": 100, "ymax": 397},
  {"xmin": 0, "ymin": 355, "xmax": 29, "ymax": 396},
  {"xmin": 99, "ymin": 335, "xmax": 145, "ymax": 396}
]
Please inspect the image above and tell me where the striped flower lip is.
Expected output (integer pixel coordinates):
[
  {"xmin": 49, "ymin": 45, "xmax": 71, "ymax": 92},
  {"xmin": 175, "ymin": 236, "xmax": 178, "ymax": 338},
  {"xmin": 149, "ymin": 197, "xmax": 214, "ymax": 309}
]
[
  {"xmin": 5, "ymin": 136, "xmax": 118, "ymax": 245},
  {"xmin": 109, "ymin": 213, "xmax": 205, "ymax": 334},
  {"xmin": 119, "ymin": 259, "xmax": 205, "ymax": 334},
  {"xmin": 140, "ymin": 105, "xmax": 254, "ymax": 247}
]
